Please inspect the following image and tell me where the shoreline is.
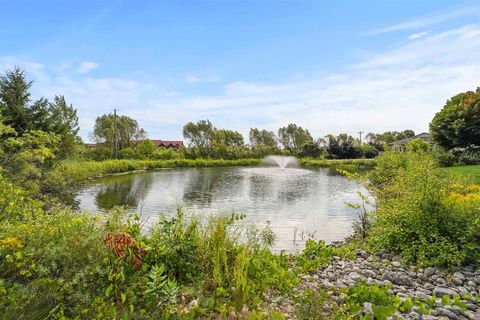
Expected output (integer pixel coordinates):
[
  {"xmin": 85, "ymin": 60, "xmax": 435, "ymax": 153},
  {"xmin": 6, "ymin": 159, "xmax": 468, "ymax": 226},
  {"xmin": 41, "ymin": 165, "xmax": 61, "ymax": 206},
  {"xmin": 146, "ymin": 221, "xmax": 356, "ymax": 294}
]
[{"xmin": 58, "ymin": 157, "xmax": 375, "ymax": 183}]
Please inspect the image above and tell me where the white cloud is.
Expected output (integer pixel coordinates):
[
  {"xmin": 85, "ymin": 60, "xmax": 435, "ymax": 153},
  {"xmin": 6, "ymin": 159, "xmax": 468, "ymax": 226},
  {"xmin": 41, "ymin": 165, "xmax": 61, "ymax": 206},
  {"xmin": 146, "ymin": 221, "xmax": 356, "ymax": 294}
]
[
  {"xmin": 1, "ymin": 24, "xmax": 479, "ymax": 142},
  {"xmin": 368, "ymin": 5, "xmax": 477, "ymax": 35},
  {"xmin": 408, "ymin": 31, "xmax": 429, "ymax": 40},
  {"xmin": 77, "ymin": 61, "xmax": 99, "ymax": 74}
]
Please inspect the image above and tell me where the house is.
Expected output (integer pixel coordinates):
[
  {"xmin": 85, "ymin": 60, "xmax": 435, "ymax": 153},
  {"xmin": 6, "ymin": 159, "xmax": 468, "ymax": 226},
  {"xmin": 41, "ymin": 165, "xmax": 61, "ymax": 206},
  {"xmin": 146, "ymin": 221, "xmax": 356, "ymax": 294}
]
[
  {"xmin": 388, "ymin": 132, "xmax": 432, "ymax": 152},
  {"xmin": 85, "ymin": 140, "xmax": 184, "ymax": 149},
  {"xmin": 150, "ymin": 140, "xmax": 184, "ymax": 148}
]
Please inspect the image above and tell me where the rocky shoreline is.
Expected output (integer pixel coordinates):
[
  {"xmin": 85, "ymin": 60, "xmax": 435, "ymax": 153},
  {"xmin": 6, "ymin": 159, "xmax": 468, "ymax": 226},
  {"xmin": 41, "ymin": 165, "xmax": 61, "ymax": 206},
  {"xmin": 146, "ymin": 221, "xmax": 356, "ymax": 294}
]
[{"xmin": 264, "ymin": 244, "xmax": 480, "ymax": 319}]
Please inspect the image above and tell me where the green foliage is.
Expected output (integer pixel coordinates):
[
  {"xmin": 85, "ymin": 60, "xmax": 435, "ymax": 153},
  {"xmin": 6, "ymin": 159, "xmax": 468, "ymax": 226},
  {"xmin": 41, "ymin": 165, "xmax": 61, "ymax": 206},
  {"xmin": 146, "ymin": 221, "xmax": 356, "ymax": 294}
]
[
  {"xmin": 135, "ymin": 139, "xmax": 157, "ymax": 159},
  {"xmin": 366, "ymin": 152, "xmax": 480, "ymax": 266},
  {"xmin": 249, "ymin": 128, "xmax": 278, "ymax": 148},
  {"xmin": 56, "ymin": 158, "xmax": 263, "ymax": 184},
  {"xmin": 299, "ymin": 141, "xmax": 324, "ymax": 158},
  {"xmin": 278, "ymin": 123, "xmax": 313, "ymax": 151},
  {"xmin": 0, "ymin": 128, "xmax": 61, "ymax": 194},
  {"xmin": 406, "ymin": 138, "xmax": 430, "ymax": 153},
  {"xmin": 0, "ymin": 68, "xmax": 79, "ymax": 159},
  {"xmin": 296, "ymin": 240, "xmax": 357, "ymax": 272},
  {"xmin": 92, "ymin": 113, "xmax": 146, "ymax": 151},
  {"xmin": 295, "ymin": 288, "xmax": 330, "ymax": 320},
  {"xmin": 365, "ymin": 130, "xmax": 415, "ymax": 151},
  {"xmin": 430, "ymin": 87, "xmax": 480, "ymax": 150}
]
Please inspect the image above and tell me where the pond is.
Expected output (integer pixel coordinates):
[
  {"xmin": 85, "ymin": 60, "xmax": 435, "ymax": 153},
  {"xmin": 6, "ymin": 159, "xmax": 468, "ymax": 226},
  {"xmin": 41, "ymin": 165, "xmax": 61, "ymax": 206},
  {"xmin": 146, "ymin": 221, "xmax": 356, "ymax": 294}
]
[{"xmin": 76, "ymin": 166, "xmax": 364, "ymax": 251}]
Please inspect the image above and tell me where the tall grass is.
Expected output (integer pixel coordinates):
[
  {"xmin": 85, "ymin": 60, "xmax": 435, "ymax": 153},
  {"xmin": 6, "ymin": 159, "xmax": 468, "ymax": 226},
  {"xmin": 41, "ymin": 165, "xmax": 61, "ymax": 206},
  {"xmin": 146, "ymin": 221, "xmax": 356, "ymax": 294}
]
[{"xmin": 56, "ymin": 158, "xmax": 262, "ymax": 184}]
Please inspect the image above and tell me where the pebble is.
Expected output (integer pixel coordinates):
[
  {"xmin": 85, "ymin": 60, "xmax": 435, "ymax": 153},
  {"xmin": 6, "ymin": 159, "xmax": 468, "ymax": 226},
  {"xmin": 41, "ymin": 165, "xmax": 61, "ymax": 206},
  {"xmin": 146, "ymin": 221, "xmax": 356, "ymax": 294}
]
[{"xmin": 261, "ymin": 245, "xmax": 480, "ymax": 319}]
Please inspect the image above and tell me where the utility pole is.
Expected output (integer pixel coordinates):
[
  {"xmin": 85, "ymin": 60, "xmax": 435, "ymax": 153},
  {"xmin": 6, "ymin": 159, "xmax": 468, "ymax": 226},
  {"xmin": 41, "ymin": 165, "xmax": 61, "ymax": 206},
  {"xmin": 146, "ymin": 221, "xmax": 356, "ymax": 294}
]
[
  {"xmin": 358, "ymin": 131, "xmax": 364, "ymax": 144},
  {"xmin": 113, "ymin": 108, "xmax": 118, "ymax": 159}
]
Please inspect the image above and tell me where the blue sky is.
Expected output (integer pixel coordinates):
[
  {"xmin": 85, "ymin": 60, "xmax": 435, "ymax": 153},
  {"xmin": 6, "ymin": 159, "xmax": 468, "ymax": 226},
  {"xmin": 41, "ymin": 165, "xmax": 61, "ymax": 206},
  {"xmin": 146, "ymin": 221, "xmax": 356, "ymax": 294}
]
[{"xmin": 1, "ymin": 0, "xmax": 479, "ymax": 142}]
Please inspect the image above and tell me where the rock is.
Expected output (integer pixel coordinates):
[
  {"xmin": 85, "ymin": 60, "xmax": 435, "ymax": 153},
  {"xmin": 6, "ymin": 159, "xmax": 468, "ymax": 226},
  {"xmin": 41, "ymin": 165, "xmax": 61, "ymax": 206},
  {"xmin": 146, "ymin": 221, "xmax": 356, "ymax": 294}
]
[
  {"xmin": 348, "ymin": 272, "xmax": 364, "ymax": 281},
  {"xmin": 361, "ymin": 269, "xmax": 377, "ymax": 278},
  {"xmin": 433, "ymin": 287, "xmax": 458, "ymax": 298},
  {"xmin": 458, "ymin": 287, "xmax": 469, "ymax": 297},
  {"xmin": 418, "ymin": 273, "xmax": 428, "ymax": 281},
  {"xmin": 425, "ymin": 267, "xmax": 436, "ymax": 277},
  {"xmin": 453, "ymin": 272, "xmax": 465, "ymax": 281},
  {"xmin": 436, "ymin": 308, "xmax": 459, "ymax": 319},
  {"xmin": 392, "ymin": 261, "xmax": 401, "ymax": 267},
  {"xmin": 421, "ymin": 316, "xmax": 439, "ymax": 320},
  {"xmin": 382, "ymin": 272, "xmax": 413, "ymax": 287},
  {"xmin": 437, "ymin": 278, "xmax": 446, "ymax": 286},
  {"xmin": 393, "ymin": 255, "xmax": 402, "ymax": 262},
  {"xmin": 363, "ymin": 302, "xmax": 374, "ymax": 315},
  {"xmin": 452, "ymin": 278, "xmax": 463, "ymax": 286},
  {"xmin": 463, "ymin": 310, "xmax": 479, "ymax": 320},
  {"xmin": 408, "ymin": 312, "xmax": 421, "ymax": 320},
  {"xmin": 466, "ymin": 303, "xmax": 477, "ymax": 311}
]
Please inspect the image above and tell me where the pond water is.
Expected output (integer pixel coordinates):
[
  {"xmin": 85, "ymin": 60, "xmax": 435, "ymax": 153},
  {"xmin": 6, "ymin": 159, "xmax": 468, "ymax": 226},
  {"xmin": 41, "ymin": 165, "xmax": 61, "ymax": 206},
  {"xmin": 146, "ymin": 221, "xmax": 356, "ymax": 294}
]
[{"xmin": 76, "ymin": 166, "xmax": 364, "ymax": 251}]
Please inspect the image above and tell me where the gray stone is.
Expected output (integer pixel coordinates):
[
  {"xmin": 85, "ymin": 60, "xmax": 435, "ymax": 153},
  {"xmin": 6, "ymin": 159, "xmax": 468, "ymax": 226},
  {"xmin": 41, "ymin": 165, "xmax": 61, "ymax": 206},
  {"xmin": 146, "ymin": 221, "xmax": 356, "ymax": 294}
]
[
  {"xmin": 436, "ymin": 308, "xmax": 459, "ymax": 319},
  {"xmin": 437, "ymin": 278, "xmax": 447, "ymax": 286},
  {"xmin": 463, "ymin": 310, "xmax": 480, "ymax": 320},
  {"xmin": 425, "ymin": 267, "xmax": 436, "ymax": 277},
  {"xmin": 348, "ymin": 272, "xmax": 364, "ymax": 281},
  {"xmin": 363, "ymin": 302, "xmax": 374, "ymax": 315},
  {"xmin": 466, "ymin": 304, "xmax": 477, "ymax": 311},
  {"xmin": 458, "ymin": 287, "xmax": 469, "ymax": 297},
  {"xmin": 421, "ymin": 316, "xmax": 439, "ymax": 320},
  {"xmin": 433, "ymin": 287, "xmax": 458, "ymax": 298},
  {"xmin": 392, "ymin": 261, "xmax": 401, "ymax": 267},
  {"xmin": 452, "ymin": 278, "xmax": 463, "ymax": 286},
  {"xmin": 393, "ymin": 255, "xmax": 402, "ymax": 262},
  {"xmin": 383, "ymin": 271, "xmax": 413, "ymax": 286},
  {"xmin": 453, "ymin": 272, "xmax": 465, "ymax": 281}
]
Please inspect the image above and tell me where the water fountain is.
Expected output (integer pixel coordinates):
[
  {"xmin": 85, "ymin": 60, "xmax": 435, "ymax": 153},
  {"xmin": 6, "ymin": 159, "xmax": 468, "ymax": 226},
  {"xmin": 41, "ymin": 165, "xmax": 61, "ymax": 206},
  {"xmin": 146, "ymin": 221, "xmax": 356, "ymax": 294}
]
[{"xmin": 262, "ymin": 155, "xmax": 298, "ymax": 170}]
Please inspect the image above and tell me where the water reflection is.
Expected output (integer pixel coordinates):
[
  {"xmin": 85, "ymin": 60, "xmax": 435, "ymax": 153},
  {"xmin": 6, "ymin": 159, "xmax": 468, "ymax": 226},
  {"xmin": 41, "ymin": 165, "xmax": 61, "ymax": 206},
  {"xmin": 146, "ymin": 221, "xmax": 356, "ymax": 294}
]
[{"xmin": 76, "ymin": 167, "xmax": 364, "ymax": 250}]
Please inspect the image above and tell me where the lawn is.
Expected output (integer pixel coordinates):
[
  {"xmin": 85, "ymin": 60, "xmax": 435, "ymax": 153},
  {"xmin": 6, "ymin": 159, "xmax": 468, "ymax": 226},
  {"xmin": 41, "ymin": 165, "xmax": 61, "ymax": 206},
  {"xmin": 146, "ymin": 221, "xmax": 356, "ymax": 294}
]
[{"xmin": 441, "ymin": 164, "xmax": 480, "ymax": 184}]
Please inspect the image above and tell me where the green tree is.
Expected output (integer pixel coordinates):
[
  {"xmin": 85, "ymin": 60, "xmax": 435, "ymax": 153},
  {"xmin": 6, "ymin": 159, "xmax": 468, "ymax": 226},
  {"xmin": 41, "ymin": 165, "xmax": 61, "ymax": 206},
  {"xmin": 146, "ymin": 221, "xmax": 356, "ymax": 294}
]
[
  {"xmin": 182, "ymin": 119, "xmax": 215, "ymax": 149},
  {"xmin": 299, "ymin": 141, "xmax": 323, "ymax": 158},
  {"xmin": 213, "ymin": 129, "xmax": 244, "ymax": 147},
  {"xmin": 430, "ymin": 88, "xmax": 480, "ymax": 150},
  {"xmin": 277, "ymin": 124, "xmax": 312, "ymax": 151},
  {"xmin": 136, "ymin": 139, "xmax": 157, "ymax": 159},
  {"xmin": 0, "ymin": 68, "xmax": 80, "ymax": 158},
  {"xmin": 0, "ymin": 67, "xmax": 32, "ymax": 133},
  {"xmin": 0, "ymin": 124, "xmax": 60, "ymax": 194},
  {"xmin": 92, "ymin": 113, "xmax": 146, "ymax": 150},
  {"xmin": 249, "ymin": 128, "xmax": 277, "ymax": 148},
  {"xmin": 406, "ymin": 138, "xmax": 429, "ymax": 153}
]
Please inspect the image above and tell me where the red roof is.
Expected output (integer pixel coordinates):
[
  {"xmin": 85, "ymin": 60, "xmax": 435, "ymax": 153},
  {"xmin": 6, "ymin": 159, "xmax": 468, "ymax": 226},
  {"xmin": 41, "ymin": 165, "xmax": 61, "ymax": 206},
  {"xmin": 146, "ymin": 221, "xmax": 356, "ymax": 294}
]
[{"xmin": 150, "ymin": 140, "xmax": 184, "ymax": 147}]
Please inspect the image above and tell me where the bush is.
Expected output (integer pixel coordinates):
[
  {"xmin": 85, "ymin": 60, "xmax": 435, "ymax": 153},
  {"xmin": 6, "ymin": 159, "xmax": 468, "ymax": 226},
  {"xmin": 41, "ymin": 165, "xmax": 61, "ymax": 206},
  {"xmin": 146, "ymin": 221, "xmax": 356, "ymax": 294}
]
[
  {"xmin": 454, "ymin": 145, "xmax": 480, "ymax": 165},
  {"xmin": 406, "ymin": 138, "xmax": 429, "ymax": 153},
  {"xmin": 366, "ymin": 152, "xmax": 480, "ymax": 266},
  {"xmin": 0, "ymin": 180, "xmax": 297, "ymax": 318}
]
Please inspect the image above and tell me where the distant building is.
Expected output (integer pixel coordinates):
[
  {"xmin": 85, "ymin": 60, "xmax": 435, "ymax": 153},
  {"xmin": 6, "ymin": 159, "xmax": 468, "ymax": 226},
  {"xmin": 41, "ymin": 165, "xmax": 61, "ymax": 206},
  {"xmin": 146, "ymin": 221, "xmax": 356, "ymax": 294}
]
[
  {"xmin": 388, "ymin": 132, "xmax": 432, "ymax": 152},
  {"xmin": 149, "ymin": 140, "xmax": 184, "ymax": 148},
  {"xmin": 85, "ymin": 140, "xmax": 184, "ymax": 149}
]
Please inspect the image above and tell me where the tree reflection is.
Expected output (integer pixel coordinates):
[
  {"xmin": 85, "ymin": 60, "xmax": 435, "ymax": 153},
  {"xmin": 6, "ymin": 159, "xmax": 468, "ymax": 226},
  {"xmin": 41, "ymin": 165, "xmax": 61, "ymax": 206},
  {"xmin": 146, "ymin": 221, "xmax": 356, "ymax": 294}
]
[{"xmin": 94, "ymin": 173, "xmax": 153, "ymax": 210}]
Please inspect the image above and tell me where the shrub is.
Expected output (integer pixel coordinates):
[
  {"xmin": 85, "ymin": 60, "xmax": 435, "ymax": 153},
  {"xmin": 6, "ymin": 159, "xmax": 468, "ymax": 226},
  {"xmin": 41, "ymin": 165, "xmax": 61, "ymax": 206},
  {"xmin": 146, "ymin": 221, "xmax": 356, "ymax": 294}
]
[
  {"xmin": 406, "ymin": 138, "xmax": 429, "ymax": 153},
  {"xmin": 366, "ymin": 152, "xmax": 480, "ymax": 266}
]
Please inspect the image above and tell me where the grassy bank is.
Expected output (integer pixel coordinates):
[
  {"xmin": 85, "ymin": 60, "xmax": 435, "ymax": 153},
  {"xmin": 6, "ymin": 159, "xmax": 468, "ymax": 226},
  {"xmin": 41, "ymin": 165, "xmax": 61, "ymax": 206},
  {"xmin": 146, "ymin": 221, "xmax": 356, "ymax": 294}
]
[
  {"xmin": 57, "ymin": 158, "xmax": 377, "ymax": 184},
  {"xmin": 441, "ymin": 164, "xmax": 480, "ymax": 184},
  {"xmin": 56, "ymin": 158, "xmax": 262, "ymax": 183},
  {"xmin": 300, "ymin": 158, "xmax": 376, "ymax": 170}
]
